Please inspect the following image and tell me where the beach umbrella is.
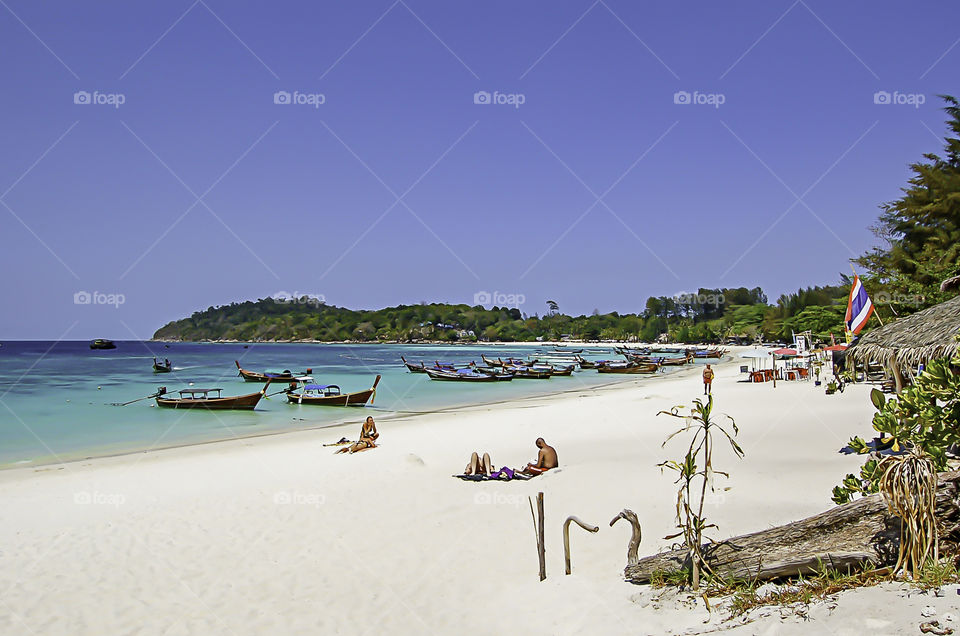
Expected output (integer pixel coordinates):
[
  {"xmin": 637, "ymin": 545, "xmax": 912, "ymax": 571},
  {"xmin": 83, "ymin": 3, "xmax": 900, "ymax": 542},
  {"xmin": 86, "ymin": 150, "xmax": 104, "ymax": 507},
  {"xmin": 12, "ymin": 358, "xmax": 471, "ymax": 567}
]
[{"xmin": 772, "ymin": 348, "xmax": 798, "ymax": 356}]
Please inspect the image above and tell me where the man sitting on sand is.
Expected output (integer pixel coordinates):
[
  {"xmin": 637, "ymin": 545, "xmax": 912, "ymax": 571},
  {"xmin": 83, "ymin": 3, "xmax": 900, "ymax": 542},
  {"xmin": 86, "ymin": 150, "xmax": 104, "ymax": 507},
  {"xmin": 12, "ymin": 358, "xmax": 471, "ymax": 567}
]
[
  {"xmin": 520, "ymin": 438, "xmax": 558, "ymax": 475},
  {"xmin": 336, "ymin": 416, "xmax": 379, "ymax": 454},
  {"xmin": 464, "ymin": 452, "xmax": 493, "ymax": 476}
]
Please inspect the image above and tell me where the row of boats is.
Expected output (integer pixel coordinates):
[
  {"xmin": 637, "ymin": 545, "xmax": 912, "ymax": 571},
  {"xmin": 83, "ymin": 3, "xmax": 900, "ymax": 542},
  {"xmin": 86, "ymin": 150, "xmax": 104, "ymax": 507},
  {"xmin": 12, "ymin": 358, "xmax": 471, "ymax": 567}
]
[
  {"xmin": 400, "ymin": 347, "xmax": 726, "ymax": 381},
  {"xmin": 145, "ymin": 360, "xmax": 381, "ymax": 410}
]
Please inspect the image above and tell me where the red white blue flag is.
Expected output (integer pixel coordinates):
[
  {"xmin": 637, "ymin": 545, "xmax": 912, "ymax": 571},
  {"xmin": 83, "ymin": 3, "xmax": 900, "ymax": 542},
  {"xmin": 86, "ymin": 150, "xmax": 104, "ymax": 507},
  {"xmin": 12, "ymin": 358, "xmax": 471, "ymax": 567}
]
[{"xmin": 845, "ymin": 275, "xmax": 874, "ymax": 335}]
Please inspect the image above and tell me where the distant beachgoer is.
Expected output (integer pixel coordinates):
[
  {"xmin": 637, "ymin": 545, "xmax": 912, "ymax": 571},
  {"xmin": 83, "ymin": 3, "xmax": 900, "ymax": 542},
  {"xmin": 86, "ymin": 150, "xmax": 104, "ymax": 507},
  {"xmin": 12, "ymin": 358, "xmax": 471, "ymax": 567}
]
[
  {"xmin": 464, "ymin": 452, "xmax": 493, "ymax": 476},
  {"xmin": 520, "ymin": 438, "xmax": 558, "ymax": 475},
  {"xmin": 336, "ymin": 416, "xmax": 379, "ymax": 454},
  {"xmin": 702, "ymin": 364, "xmax": 715, "ymax": 395}
]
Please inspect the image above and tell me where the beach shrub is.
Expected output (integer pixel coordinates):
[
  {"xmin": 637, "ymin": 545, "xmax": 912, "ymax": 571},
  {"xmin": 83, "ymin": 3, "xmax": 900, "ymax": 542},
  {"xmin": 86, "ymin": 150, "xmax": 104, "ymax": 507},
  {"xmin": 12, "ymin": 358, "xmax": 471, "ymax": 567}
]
[
  {"xmin": 658, "ymin": 395, "xmax": 744, "ymax": 590},
  {"xmin": 832, "ymin": 357, "xmax": 960, "ymax": 504}
]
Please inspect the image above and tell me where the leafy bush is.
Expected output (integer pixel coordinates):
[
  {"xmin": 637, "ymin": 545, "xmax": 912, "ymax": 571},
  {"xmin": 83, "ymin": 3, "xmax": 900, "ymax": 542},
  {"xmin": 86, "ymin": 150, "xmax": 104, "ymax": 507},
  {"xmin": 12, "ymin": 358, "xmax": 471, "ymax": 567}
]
[{"xmin": 832, "ymin": 357, "xmax": 960, "ymax": 504}]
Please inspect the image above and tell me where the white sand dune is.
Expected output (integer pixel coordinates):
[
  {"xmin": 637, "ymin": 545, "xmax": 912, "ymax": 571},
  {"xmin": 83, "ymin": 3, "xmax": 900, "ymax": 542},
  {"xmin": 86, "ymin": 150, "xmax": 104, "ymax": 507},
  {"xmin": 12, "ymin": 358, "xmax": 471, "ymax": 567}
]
[{"xmin": 0, "ymin": 355, "xmax": 953, "ymax": 635}]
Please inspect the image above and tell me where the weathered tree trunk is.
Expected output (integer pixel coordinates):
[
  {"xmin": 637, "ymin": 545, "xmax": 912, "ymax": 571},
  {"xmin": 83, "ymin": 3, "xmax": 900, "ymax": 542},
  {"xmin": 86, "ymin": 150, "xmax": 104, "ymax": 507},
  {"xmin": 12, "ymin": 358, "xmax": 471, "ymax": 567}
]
[{"xmin": 624, "ymin": 471, "xmax": 960, "ymax": 584}]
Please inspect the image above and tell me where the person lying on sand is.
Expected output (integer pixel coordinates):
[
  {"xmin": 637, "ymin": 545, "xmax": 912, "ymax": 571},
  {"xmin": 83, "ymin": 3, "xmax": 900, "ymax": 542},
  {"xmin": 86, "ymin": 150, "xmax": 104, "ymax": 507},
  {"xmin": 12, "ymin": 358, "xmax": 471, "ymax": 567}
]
[
  {"xmin": 336, "ymin": 416, "xmax": 379, "ymax": 454},
  {"xmin": 464, "ymin": 452, "xmax": 493, "ymax": 476},
  {"xmin": 520, "ymin": 438, "xmax": 558, "ymax": 475}
]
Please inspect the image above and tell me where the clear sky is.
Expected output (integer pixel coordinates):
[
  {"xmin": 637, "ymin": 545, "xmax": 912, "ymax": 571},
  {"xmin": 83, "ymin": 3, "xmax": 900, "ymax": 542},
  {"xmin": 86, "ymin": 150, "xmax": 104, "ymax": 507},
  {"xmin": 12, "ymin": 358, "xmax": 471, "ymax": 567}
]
[{"xmin": 1, "ymin": 1, "xmax": 957, "ymax": 339}]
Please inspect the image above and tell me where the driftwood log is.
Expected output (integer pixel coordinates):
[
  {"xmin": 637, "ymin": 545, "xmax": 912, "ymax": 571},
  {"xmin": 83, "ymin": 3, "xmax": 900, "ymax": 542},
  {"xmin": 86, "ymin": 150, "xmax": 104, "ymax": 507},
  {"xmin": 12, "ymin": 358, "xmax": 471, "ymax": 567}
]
[{"xmin": 624, "ymin": 471, "xmax": 960, "ymax": 584}]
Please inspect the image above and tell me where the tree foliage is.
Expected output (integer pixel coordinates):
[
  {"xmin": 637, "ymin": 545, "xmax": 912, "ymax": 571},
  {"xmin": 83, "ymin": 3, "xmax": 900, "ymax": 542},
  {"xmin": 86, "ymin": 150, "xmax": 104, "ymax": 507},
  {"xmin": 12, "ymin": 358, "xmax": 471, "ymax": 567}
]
[{"xmin": 855, "ymin": 95, "xmax": 960, "ymax": 314}]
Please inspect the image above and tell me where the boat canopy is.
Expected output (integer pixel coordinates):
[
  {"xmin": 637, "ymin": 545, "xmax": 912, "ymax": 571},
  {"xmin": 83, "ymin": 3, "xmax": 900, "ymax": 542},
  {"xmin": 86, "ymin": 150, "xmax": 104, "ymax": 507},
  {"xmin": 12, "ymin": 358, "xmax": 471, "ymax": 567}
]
[
  {"xmin": 178, "ymin": 388, "xmax": 222, "ymax": 396},
  {"xmin": 304, "ymin": 384, "xmax": 339, "ymax": 391}
]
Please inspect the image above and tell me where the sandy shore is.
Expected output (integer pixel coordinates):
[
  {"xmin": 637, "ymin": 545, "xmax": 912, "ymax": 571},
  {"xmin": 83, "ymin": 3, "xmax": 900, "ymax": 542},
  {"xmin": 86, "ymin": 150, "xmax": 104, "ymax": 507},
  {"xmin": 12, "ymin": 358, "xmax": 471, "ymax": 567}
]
[{"xmin": 0, "ymin": 355, "xmax": 954, "ymax": 635}]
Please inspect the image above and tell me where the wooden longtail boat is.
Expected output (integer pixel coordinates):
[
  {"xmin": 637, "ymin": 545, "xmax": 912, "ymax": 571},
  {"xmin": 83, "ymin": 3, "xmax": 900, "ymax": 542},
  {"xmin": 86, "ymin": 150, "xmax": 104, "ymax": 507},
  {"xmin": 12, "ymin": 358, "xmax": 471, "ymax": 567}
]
[
  {"xmin": 152, "ymin": 358, "xmax": 172, "ymax": 373},
  {"xmin": 90, "ymin": 339, "xmax": 116, "ymax": 350},
  {"xmin": 660, "ymin": 353, "xmax": 693, "ymax": 366},
  {"xmin": 286, "ymin": 375, "xmax": 381, "ymax": 406},
  {"xmin": 155, "ymin": 382, "xmax": 270, "ymax": 410},
  {"xmin": 693, "ymin": 348, "xmax": 726, "ymax": 359},
  {"xmin": 472, "ymin": 367, "xmax": 516, "ymax": 381},
  {"xmin": 576, "ymin": 356, "xmax": 598, "ymax": 369},
  {"xmin": 550, "ymin": 365, "xmax": 574, "ymax": 377},
  {"xmin": 507, "ymin": 366, "xmax": 552, "ymax": 379},
  {"xmin": 426, "ymin": 368, "xmax": 501, "ymax": 382},
  {"xmin": 401, "ymin": 356, "xmax": 427, "ymax": 373},
  {"xmin": 597, "ymin": 362, "xmax": 660, "ymax": 374},
  {"xmin": 235, "ymin": 360, "xmax": 311, "ymax": 383}
]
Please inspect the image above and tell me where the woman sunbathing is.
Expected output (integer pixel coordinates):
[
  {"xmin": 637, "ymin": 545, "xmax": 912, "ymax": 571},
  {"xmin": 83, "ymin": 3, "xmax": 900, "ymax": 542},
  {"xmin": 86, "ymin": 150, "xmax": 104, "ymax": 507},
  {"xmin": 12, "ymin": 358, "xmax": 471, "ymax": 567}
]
[
  {"xmin": 464, "ymin": 452, "xmax": 493, "ymax": 476},
  {"xmin": 336, "ymin": 416, "xmax": 379, "ymax": 454}
]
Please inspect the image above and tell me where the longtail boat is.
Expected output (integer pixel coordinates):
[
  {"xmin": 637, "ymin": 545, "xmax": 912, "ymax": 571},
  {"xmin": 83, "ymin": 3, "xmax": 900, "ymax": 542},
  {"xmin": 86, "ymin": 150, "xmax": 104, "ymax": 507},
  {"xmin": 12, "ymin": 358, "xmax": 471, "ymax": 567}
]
[
  {"xmin": 506, "ymin": 366, "xmax": 552, "ymax": 379},
  {"xmin": 152, "ymin": 358, "xmax": 172, "ymax": 373},
  {"xmin": 576, "ymin": 356, "xmax": 598, "ymax": 369},
  {"xmin": 401, "ymin": 356, "xmax": 427, "ymax": 373},
  {"xmin": 597, "ymin": 362, "xmax": 659, "ymax": 374},
  {"xmin": 90, "ymin": 339, "xmax": 116, "ymax": 350},
  {"xmin": 426, "ymin": 368, "xmax": 501, "ymax": 382},
  {"xmin": 693, "ymin": 348, "xmax": 726, "ymax": 359},
  {"xmin": 472, "ymin": 367, "xmax": 516, "ymax": 380},
  {"xmin": 660, "ymin": 353, "xmax": 693, "ymax": 366},
  {"xmin": 550, "ymin": 365, "xmax": 574, "ymax": 376},
  {"xmin": 286, "ymin": 375, "xmax": 381, "ymax": 406},
  {"xmin": 155, "ymin": 383, "xmax": 270, "ymax": 410},
  {"xmin": 235, "ymin": 360, "xmax": 311, "ymax": 383}
]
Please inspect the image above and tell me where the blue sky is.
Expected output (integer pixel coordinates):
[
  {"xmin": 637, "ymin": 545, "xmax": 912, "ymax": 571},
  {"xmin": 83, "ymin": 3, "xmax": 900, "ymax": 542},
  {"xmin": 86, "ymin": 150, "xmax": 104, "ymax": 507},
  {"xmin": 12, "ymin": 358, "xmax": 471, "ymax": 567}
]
[{"xmin": 1, "ymin": 1, "xmax": 957, "ymax": 339}]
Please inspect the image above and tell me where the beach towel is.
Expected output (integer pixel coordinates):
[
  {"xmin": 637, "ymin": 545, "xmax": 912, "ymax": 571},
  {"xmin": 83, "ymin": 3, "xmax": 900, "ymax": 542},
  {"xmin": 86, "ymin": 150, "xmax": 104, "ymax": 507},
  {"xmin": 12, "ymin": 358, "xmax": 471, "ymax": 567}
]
[{"xmin": 452, "ymin": 469, "xmax": 536, "ymax": 482}]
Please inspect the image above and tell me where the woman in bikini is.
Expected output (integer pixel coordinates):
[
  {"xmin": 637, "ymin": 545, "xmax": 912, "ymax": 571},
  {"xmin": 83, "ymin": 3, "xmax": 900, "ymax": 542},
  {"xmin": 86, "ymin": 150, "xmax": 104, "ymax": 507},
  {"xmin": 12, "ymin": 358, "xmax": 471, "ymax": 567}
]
[{"xmin": 336, "ymin": 416, "xmax": 379, "ymax": 454}]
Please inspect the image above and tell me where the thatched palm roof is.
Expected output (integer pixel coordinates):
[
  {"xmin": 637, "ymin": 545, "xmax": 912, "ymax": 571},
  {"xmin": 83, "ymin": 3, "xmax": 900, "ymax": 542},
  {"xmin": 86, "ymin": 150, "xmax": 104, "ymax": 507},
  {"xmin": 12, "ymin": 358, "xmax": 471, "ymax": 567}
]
[{"xmin": 848, "ymin": 295, "xmax": 960, "ymax": 367}]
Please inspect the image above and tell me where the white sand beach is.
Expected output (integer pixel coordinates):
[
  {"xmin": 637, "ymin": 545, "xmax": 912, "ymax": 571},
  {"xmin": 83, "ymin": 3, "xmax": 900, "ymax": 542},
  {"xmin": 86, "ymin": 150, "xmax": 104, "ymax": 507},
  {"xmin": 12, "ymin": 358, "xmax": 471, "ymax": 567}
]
[{"xmin": 0, "ymin": 355, "xmax": 955, "ymax": 635}]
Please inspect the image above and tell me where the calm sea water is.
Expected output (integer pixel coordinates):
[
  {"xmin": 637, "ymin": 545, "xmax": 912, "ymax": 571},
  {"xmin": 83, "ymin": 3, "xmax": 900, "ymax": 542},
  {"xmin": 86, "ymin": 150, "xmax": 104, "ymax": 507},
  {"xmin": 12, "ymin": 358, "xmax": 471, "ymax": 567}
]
[{"xmin": 0, "ymin": 341, "xmax": 693, "ymax": 467}]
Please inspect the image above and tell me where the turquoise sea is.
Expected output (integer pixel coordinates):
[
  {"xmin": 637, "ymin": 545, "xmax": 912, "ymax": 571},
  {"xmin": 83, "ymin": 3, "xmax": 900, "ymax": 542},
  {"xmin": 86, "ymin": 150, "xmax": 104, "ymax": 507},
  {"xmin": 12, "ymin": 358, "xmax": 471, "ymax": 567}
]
[{"xmin": 0, "ymin": 341, "xmax": 696, "ymax": 467}]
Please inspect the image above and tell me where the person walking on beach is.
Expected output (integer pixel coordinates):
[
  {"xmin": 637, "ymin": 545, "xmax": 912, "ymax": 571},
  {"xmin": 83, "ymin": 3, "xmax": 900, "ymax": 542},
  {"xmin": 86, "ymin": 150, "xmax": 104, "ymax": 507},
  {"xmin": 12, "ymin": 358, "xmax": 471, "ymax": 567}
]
[
  {"xmin": 702, "ymin": 364, "xmax": 715, "ymax": 395},
  {"xmin": 520, "ymin": 438, "xmax": 558, "ymax": 475},
  {"xmin": 336, "ymin": 416, "xmax": 379, "ymax": 453}
]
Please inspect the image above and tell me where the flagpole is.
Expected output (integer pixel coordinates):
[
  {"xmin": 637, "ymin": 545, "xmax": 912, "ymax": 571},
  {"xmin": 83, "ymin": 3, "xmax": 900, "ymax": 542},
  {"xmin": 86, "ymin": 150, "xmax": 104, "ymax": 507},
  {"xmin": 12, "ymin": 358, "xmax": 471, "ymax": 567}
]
[{"xmin": 850, "ymin": 264, "xmax": 884, "ymax": 326}]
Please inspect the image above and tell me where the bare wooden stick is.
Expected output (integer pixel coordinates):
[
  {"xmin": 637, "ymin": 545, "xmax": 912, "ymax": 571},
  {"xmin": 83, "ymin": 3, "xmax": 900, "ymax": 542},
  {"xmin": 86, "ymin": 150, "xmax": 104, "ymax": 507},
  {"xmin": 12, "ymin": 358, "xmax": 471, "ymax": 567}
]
[
  {"xmin": 563, "ymin": 516, "xmax": 599, "ymax": 575},
  {"xmin": 610, "ymin": 509, "xmax": 642, "ymax": 567},
  {"xmin": 537, "ymin": 492, "xmax": 546, "ymax": 581}
]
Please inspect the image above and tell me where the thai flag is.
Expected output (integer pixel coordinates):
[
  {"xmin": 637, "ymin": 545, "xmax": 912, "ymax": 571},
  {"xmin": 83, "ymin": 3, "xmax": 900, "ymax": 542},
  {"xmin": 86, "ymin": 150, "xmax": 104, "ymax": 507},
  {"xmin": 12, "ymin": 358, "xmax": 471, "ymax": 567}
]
[{"xmin": 845, "ymin": 276, "xmax": 874, "ymax": 335}]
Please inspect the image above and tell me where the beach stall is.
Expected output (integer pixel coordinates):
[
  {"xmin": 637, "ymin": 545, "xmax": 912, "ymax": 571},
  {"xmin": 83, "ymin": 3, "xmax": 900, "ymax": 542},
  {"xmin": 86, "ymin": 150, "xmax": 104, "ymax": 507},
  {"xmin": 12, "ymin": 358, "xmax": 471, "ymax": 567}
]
[
  {"xmin": 740, "ymin": 348, "xmax": 773, "ymax": 382},
  {"xmin": 846, "ymin": 294, "xmax": 960, "ymax": 392}
]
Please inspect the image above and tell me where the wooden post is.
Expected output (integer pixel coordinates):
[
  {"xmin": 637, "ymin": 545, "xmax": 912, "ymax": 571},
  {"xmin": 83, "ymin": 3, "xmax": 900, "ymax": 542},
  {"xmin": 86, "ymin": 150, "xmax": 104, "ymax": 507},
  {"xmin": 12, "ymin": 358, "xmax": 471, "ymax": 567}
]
[
  {"xmin": 537, "ymin": 492, "xmax": 546, "ymax": 581},
  {"xmin": 563, "ymin": 516, "xmax": 600, "ymax": 575}
]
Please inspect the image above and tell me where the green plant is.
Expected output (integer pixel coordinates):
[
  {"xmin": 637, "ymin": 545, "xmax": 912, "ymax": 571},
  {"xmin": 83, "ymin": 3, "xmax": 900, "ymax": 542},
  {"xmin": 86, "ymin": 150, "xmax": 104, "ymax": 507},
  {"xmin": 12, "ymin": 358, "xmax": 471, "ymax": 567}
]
[
  {"xmin": 658, "ymin": 395, "xmax": 744, "ymax": 590},
  {"xmin": 832, "ymin": 357, "xmax": 960, "ymax": 504}
]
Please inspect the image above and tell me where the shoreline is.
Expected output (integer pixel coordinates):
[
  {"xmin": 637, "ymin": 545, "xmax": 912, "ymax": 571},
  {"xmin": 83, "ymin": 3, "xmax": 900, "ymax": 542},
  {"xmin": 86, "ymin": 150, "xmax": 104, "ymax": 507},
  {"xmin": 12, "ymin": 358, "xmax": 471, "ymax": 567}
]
[{"xmin": 0, "ymin": 361, "xmax": 709, "ymax": 475}]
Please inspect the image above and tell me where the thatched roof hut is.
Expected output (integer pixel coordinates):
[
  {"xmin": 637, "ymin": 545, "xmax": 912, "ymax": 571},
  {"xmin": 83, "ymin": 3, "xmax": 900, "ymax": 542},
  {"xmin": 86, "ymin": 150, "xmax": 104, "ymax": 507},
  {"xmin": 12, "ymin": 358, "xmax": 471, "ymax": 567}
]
[{"xmin": 847, "ymin": 295, "xmax": 960, "ymax": 369}]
